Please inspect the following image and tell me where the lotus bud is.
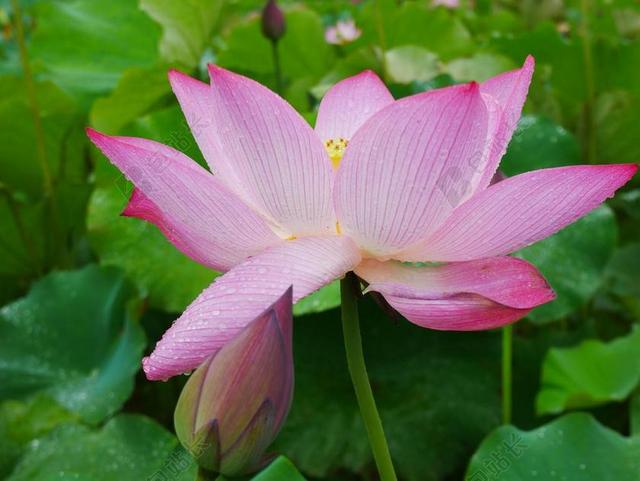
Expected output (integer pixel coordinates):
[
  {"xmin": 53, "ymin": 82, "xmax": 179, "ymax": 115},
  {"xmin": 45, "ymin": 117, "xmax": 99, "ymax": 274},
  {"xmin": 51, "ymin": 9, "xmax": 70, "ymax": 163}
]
[
  {"xmin": 174, "ymin": 287, "xmax": 294, "ymax": 477},
  {"xmin": 261, "ymin": 0, "xmax": 285, "ymax": 42}
]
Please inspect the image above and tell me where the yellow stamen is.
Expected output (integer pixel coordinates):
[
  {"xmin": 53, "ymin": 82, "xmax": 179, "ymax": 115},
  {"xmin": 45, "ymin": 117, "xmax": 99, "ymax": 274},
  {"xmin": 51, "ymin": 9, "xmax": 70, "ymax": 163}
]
[
  {"xmin": 285, "ymin": 234, "xmax": 297, "ymax": 241},
  {"xmin": 335, "ymin": 222, "xmax": 341, "ymax": 235},
  {"xmin": 324, "ymin": 137, "xmax": 348, "ymax": 169}
]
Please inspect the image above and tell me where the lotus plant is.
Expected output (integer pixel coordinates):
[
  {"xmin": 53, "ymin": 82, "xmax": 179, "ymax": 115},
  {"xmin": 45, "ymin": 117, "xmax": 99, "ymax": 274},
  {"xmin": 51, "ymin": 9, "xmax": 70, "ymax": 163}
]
[
  {"xmin": 87, "ymin": 55, "xmax": 636, "ymax": 481},
  {"xmin": 174, "ymin": 287, "xmax": 293, "ymax": 476}
]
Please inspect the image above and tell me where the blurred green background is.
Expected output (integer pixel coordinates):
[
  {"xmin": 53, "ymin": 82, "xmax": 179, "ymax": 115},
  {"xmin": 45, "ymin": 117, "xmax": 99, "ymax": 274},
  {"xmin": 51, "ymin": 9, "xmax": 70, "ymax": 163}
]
[{"xmin": 1, "ymin": 0, "xmax": 640, "ymax": 480}]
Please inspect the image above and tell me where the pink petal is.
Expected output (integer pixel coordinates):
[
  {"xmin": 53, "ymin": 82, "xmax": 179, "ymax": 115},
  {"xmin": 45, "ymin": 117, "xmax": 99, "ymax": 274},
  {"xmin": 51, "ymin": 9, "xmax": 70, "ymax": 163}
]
[
  {"xmin": 378, "ymin": 294, "xmax": 530, "ymax": 331},
  {"xmin": 356, "ymin": 256, "xmax": 554, "ymax": 309},
  {"xmin": 473, "ymin": 56, "xmax": 535, "ymax": 195},
  {"xmin": 333, "ymin": 82, "xmax": 492, "ymax": 257},
  {"xmin": 168, "ymin": 70, "xmax": 244, "ymax": 193},
  {"xmin": 325, "ymin": 26, "xmax": 339, "ymax": 45},
  {"xmin": 336, "ymin": 20, "xmax": 361, "ymax": 42},
  {"xmin": 356, "ymin": 256, "xmax": 554, "ymax": 330},
  {"xmin": 122, "ymin": 188, "xmax": 231, "ymax": 270},
  {"xmin": 208, "ymin": 65, "xmax": 336, "ymax": 237},
  {"xmin": 87, "ymin": 129, "xmax": 281, "ymax": 271},
  {"xmin": 315, "ymin": 71, "xmax": 393, "ymax": 142},
  {"xmin": 143, "ymin": 235, "xmax": 361, "ymax": 380},
  {"xmin": 401, "ymin": 164, "xmax": 637, "ymax": 262}
]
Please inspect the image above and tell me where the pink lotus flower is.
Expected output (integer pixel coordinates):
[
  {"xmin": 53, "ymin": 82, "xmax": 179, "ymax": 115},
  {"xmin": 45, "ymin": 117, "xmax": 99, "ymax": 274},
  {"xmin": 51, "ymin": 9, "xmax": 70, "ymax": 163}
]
[
  {"xmin": 325, "ymin": 19, "xmax": 361, "ymax": 45},
  {"xmin": 174, "ymin": 287, "xmax": 293, "ymax": 476},
  {"xmin": 87, "ymin": 56, "xmax": 636, "ymax": 381}
]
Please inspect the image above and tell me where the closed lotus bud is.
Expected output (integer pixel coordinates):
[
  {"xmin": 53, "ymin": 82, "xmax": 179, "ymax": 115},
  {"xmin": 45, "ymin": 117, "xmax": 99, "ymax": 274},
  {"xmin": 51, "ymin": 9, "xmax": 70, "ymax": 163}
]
[
  {"xmin": 174, "ymin": 287, "xmax": 294, "ymax": 476},
  {"xmin": 261, "ymin": 0, "xmax": 285, "ymax": 42}
]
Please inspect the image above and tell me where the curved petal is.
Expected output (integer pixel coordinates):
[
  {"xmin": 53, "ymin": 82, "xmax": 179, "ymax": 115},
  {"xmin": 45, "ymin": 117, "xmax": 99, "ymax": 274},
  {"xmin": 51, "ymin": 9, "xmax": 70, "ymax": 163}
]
[
  {"xmin": 143, "ymin": 235, "xmax": 361, "ymax": 380},
  {"xmin": 334, "ymin": 82, "xmax": 493, "ymax": 257},
  {"xmin": 356, "ymin": 256, "xmax": 554, "ymax": 330},
  {"xmin": 401, "ymin": 164, "xmax": 637, "ymax": 262},
  {"xmin": 122, "ymin": 188, "xmax": 247, "ymax": 270},
  {"xmin": 168, "ymin": 70, "xmax": 243, "ymax": 190},
  {"xmin": 356, "ymin": 256, "xmax": 554, "ymax": 309},
  {"xmin": 315, "ymin": 70, "xmax": 394, "ymax": 142},
  {"xmin": 377, "ymin": 295, "xmax": 531, "ymax": 331},
  {"xmin": 472, "ymin": 55, "xmax": 535, "ymax": 195},
  {"xmin": 87, "ymin": 129, "xmax": 281, "ymax": 271},
  {"xmin": 208, "ymin": 65, "xmax": 335, "ymax": 237}
]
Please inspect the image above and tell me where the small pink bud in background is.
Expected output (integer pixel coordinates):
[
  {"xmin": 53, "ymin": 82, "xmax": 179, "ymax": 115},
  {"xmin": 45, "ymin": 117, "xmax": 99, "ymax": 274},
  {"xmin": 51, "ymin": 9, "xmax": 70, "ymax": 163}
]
[
  {"xmin": 325, "ymin": 19, "xmax": 362, "ymax": 45},
  {"xmin": 261, "ymin": 0, "xmax": 286, "ymax": 42},
  {"xmin": 174, "ymin": 287, "xmax": 294, "ymax": 477}
]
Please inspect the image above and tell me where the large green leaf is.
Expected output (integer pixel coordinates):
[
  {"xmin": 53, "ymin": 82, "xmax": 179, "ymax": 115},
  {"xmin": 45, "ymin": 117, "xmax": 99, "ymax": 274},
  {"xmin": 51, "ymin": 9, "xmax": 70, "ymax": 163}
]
[
  {"xmin": 466, "ymin": 413, "xmax": 640, "ymax": 480},
  {"xmin": 6, "ymin": 415, "xmax": 197, "ymax": 481},
  {"xmin": 140, "ymin": 0, "xmax": 222, "ymax": 68},
  {"xmin": 293, "ymin": 281, "xmax": 340, "ymax": 316},
  {"xmin": 607, "ymin": 242, "xmax": 640, "ymax": 298},
  {"xmin": 536, "ymin": 327, "xmax": 640, "ymax": 415},
  {"xmin": 0, "ymin": 395, "xmax": 77, "ymax": 479},
  {"xmin": 357, "ymin": 0, "xmax": 473, "ymax": 60},
  {"xmin": 445, "ymin": 52, "xmax": 516, "ymax": 82},
  {"xmin": 517, "ymin": 205, "xmax": 617, "ymax": 324},
  {"xmin": 30, "ymin": 0, "xmax": 161, "ymax": 104},
  {"xmin": 384, "ymin": 46, "xmax": 440, "ymax": 84},
  {"xmin": 0, "ymin": 265, "xmax": 145, "ymax": 424},
  {"xmin": 275, "ymin": 298, "xmax": 501, "ymax": 481},
  {"xmin": 500, "ymin": 115, "xmax": 580, "ymax": 176},
  {"xmin": 491, "ymin": 22, "xmax": 585, "ymax": 106},
  {"xmin": 89, "ymin": 66, "xmax": 173, "ymax": 133}
]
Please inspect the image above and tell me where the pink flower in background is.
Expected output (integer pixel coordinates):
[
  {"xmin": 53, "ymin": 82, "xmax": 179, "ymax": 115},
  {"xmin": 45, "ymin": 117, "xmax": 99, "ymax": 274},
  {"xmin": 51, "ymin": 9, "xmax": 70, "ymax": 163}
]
[
  {"xmin": 87, "ymin": 55, "xmax": 636, "ymax": 381},
  {"xmin": 325, "ymin": 19, "xmax": 361, "ymax": 45},
  {"xmin": 174, "ymin": 287, "xmax": 293, "ymax": 476},
  {"xmin": 432, "ymin": 0, "xmax": 460, "ymax": 8}
]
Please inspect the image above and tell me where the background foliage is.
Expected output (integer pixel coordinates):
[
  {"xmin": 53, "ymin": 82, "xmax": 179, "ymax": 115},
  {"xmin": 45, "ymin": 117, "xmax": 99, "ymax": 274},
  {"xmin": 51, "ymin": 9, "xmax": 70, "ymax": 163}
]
[{"xmin": 0, "ymin": 0, "xmax": 639, "ymax": 480}]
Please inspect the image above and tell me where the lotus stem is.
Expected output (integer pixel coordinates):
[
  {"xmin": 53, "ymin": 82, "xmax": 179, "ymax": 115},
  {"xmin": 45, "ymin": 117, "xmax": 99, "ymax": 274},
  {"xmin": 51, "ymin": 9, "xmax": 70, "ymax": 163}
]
[
  {"xmin": 12, "ymin": 0, "xmax": 64, "ymax": 266},
  {"xmin": 340, "ymin": 272, "xmax": 397, "ymax": 481},
  {"xmin": 270, "ymin": 40, "xmax": 283, "ymax": 95},
  {"xmin": 11, "ymin": 0, "xmax": 52, "ymax": 195}
]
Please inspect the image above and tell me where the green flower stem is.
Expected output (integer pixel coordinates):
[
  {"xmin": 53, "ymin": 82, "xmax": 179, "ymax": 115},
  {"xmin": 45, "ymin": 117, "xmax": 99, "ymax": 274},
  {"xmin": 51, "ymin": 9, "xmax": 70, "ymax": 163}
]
[
  {"xmin": 374, "ymin": 0, "xmax": 388, "ymax": 81},
  {"xmin": 270, "ymin": 39, "xmax": 283, "ymax": 95},
  {"xmin": 340, "ymin": 272, "xmax": 397, "ymax": 481},
  {"xmin": 502, "ymin": 324, "xmax": 513, "ymax": 425},
  {"xmin": 0, "ymin": 186, "xmax": 41, "ymax": 275},
  {"xmin": 12, "ymin": 0, "xmax": 65, "ymax": 266},
  {"xmin": 11, "ymin": 0, "xmax": 52, "ymax": 194}
]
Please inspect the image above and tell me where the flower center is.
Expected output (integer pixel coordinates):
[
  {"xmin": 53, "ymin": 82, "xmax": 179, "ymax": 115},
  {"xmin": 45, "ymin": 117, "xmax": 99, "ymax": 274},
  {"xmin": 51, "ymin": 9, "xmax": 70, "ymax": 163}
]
[{"xmin": 324, "ymin": 137, "xmax": 348, "ymax": 169}]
